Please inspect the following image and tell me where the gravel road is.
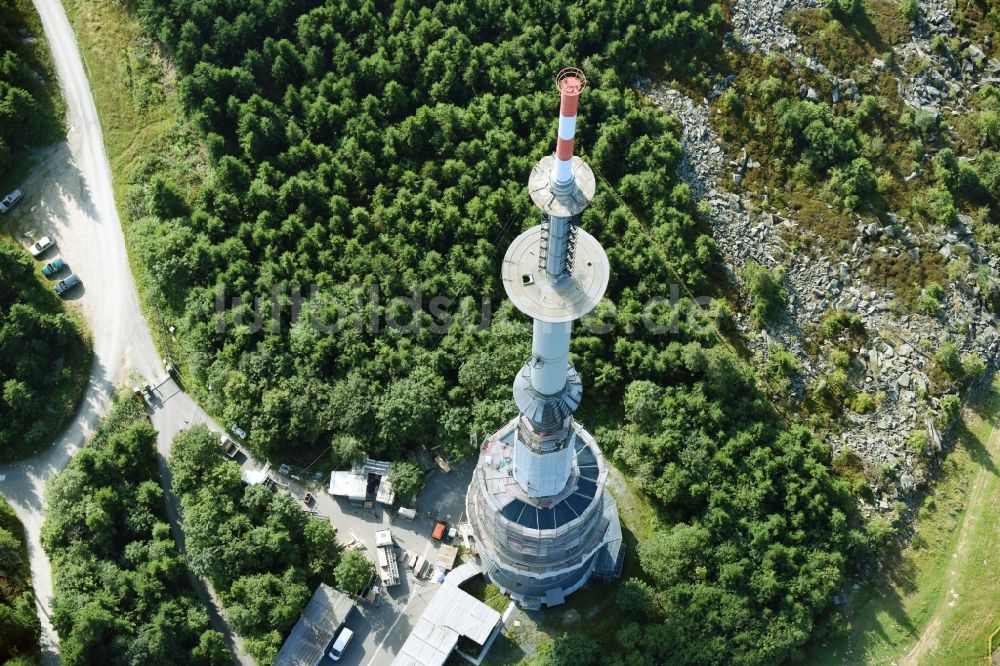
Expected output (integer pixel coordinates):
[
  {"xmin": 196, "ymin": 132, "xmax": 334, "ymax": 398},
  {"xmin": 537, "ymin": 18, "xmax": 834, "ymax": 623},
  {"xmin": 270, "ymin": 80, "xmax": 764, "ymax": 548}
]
[{"xmin": 0, "ymin": 0, "xmax": 168, "ymax": 661}]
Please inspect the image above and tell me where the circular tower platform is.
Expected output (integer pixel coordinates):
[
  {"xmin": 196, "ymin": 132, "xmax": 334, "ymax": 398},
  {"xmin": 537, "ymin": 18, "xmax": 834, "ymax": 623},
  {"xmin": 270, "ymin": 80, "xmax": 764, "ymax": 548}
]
[
  {"xmin": 465, "ymin": 417, "xmax": 624, "ymax": 608},
  {"xmin": 501, "ymin": 227, "xmax": 609, "ymax": 323},
  {"xmin": 529, "ymin": 155, "xmax": 595, "ymax": 217}
]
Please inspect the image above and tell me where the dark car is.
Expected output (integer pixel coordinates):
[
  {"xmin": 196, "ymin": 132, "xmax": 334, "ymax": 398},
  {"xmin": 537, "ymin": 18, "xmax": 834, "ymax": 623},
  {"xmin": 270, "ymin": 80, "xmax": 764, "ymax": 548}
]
[
  {"xmin": 54, "ymin": 274, "xmax": 81, "ymax": 297},
  {"xmin": 41, "ymin": 258, "xmax": 66, "ymax": 277}
]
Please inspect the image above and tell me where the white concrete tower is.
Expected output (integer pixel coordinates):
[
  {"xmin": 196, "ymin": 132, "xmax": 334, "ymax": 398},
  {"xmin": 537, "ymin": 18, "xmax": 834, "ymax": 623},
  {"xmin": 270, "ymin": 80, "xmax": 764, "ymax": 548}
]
[
  {"xmin": 503, "ymin": 68, "xmax": 608, "ymax": 497},
  {"xmin": 466, "ymin": 69, "xmax": 623, "ymax": 609}
]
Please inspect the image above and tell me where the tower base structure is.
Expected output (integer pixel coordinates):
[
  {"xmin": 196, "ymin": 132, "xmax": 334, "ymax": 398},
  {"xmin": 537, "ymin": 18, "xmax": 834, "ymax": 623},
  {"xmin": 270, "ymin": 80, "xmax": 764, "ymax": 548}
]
[{"xmin": 465, "ymin": 417, "xmax": 624, "ymax": 609}]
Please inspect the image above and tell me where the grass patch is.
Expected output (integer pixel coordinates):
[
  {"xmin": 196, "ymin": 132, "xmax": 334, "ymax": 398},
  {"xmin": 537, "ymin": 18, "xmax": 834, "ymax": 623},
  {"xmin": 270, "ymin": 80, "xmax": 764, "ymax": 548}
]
[
  {"xmin": 806, "ymin": 376, "xmax": 1000, "ymax": 664},
  {"xmin": 786, "ymin": 2, "xmax": 909, "ymax": 78},
  {"xmin": 864, "ymin": 251, "xmax": 947, "ymax": 312},
  {"xmin": 605, "ymin": 467, "xmax": 654, "ymax": 584},
  {"xmin": 61, "ymin": 0, "xmax": 178, "ymax": 197},
  {"xmin": 865, "ymin": 0, "xmax": 915, "ymax": 46},
  {"xmin": 954, "ymin": 0, "xmax": 1000, "ymax": 61},
  {"xmin": 462, "ymin": 576, "xmax": 512, "ymax": 615}
]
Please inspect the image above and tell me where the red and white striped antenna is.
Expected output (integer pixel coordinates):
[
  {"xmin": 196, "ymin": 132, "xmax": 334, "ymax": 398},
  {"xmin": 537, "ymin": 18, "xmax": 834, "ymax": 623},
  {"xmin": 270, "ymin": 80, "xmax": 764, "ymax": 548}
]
[
  {"xmin": 553, "ymin": 67, "xmax": 586, "ymax": 187},
  {"xmin": 512, "ymin": 64, "xmax": 607, "ymax": 321},
  {"xmin": 527, "ymin": 66, "xmax": 595, "ymax": 218}
]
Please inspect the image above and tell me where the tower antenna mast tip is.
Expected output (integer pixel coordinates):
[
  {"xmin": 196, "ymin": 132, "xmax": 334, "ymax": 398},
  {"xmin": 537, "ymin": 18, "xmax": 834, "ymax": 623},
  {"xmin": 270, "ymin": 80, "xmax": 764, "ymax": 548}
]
[{"xmin": 555, "ymin": 67, "xmax": 586, "ymax": 95}]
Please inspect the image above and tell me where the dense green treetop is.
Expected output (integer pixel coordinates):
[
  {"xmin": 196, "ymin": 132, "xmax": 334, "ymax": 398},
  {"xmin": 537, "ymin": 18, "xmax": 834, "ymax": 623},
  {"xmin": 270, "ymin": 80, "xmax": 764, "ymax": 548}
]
[
  {"xmin": 602, "ymin": 344, "xmax": 866, "ymax": 664},
  {"xmin": 333, "ymin": 548, "xmax": 373, "ymax": 596},
  {"xmin": 168, "ymin": 425, "xmax": 343, "ymax": 663},
  {"xmin": 0, "ymin": 240, "xmax": 90, "ymax": 462},
  {"xmin": 387, "ymin": 460, "xmax": 425, "ymax": 501},
  {"xmin": 0, "ymin": 0, "xmax": 64, "ymax": 161},
  {"xmin": 40, "ymin": 397, "xmax": 225, "ymax": 666},
  {"xmin": 121, "ymin": 0, "xmax": 723, "ymax": 459}
]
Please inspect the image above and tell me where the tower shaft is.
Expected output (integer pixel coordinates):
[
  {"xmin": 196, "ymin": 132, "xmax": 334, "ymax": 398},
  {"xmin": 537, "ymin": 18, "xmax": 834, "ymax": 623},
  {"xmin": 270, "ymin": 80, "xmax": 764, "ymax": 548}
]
[
  {"xmin": 509, "ymin": 71, "xmax": 591, "ymax": 497},
  {"xmin": 543, "ymin": 216, "xmax": 575, "ymax": 282},
  {"xmin": 529, "ymin": 319, "xmax": 571, "ymax": 396}
]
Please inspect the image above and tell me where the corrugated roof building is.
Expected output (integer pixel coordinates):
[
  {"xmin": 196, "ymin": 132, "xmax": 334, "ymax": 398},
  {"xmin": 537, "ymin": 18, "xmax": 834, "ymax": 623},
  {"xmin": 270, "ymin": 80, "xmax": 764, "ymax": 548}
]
[
  {"xmin": 273, "ymin": 584, "xmax": 355, "ymax": 666},
  {"xmin": 392, "ymin": 584, "xmax": 502, "ymax": 666}
]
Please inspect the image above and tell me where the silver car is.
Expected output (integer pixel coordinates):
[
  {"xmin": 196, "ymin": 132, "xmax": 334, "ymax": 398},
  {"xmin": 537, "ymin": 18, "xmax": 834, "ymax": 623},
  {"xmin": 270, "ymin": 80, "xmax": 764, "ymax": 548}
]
[
  {"xmin": 0, "ymin": 188, "xmax": 22, "ymax": 213},
  {"xmin": 28, "ymin": 235, "xmax": 55, "ymax": 257}
]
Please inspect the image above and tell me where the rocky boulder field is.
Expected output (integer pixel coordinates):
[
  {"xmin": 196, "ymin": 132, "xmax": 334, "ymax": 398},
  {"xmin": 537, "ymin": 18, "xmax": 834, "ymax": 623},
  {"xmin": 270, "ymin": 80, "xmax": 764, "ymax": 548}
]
[{"xmin": 640, "ymin": 0, "xmax": 1000, "ymax": 512}]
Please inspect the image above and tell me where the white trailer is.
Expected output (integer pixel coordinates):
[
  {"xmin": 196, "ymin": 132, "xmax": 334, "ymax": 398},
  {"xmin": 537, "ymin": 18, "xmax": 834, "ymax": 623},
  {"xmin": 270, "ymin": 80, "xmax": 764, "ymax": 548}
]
[{"xmin": 374, "ymin": 530, "xmax": 400, "ymax": 587}]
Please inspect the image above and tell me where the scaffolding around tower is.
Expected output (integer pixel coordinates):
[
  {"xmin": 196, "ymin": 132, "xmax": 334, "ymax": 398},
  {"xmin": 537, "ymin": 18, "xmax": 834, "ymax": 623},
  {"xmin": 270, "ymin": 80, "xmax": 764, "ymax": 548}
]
[{"xmin": 465, "ymin": 66, "xmax": 624, "ymax": 609}]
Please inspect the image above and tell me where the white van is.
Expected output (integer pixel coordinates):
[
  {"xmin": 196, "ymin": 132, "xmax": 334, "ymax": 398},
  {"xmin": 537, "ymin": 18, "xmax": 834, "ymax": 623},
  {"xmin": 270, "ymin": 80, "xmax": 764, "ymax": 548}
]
[{"xmin": 329, "ymin": 627, "xmax": 354, "ymax": 661}]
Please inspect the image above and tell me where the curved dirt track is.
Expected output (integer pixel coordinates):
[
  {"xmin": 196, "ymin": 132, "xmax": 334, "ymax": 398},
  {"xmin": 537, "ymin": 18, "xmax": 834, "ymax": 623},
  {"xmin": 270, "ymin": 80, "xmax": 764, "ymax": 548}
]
[
  {"xmin": 0, "ymin": 0, "xmax": 163, "ymax": 660},
  {"xmin": 901, "ymin": 416, "xmax": 1000, "ymax": 666}
]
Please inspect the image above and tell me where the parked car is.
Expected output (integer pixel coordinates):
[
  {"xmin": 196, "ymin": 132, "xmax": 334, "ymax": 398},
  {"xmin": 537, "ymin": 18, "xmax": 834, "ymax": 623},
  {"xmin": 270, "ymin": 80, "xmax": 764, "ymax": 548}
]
[
  {"xmin": 328, "ymin": 627, "xmax": 354, "ymax": 661},
  {"xmin": 432, "ymin": 521, "xmax": 447, "ymax": 541},
  {"xmin": 219, "ymin": 434, "xmax": 239, "ymax": 459},
  {"xmin": 28, "ymin": 235, "xmax": 55, "ymax": 257},
  {"xmin": 54, "ymin": 274, "xmax": 81, "ymax": 297},
  {"xmin": 0, "ymin": 189, "xmax": 22, "ymax": 213},
  {"xmin": 41, "ymin": 257, "xmax": 66, "ymax": 277}
]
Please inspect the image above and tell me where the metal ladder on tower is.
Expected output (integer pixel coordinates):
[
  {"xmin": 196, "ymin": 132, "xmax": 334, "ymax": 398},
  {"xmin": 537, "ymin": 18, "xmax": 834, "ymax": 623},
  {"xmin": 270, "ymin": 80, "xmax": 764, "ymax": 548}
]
[{"xmin": 562, "ymin": 214, "xmax": 580, "ymax": 276}]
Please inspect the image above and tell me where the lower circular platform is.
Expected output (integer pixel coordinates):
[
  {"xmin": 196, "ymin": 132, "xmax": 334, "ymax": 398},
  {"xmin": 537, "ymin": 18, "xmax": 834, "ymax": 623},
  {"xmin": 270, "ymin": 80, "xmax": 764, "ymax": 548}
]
[
  {"xmin": 501, "ymin": 227, "xmax": 609, "ymax": 323},
  {"xmin": 465, "ymin": 417, "xmax": 624, "ymax": 608}
]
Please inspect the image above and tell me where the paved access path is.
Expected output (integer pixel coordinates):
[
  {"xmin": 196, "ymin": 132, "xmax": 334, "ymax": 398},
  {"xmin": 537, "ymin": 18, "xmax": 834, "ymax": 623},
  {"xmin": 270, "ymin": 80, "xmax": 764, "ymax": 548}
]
[
  {"xmin": 0, "ymin": 1, "xmax": 248, "ymax": 663},
  {"xmin": 147, "ymin": 379, "xmax": 255, "ymax": 665},
  {"xmin": 144, "ymin": 375, "xmax": 478, "ymax": 666}
]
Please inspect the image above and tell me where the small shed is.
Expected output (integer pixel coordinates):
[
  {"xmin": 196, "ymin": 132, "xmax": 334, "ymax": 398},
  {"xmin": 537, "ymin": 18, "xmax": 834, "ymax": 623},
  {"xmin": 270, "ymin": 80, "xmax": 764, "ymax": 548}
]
[
  {"xmin": 375, "ymin": 477, "xmax": 396, "ymax": 505},
  {"xmin": 328, "ymin": 458, "xmax": 394, "ymax": 504},
  {"xmin": 435, "ymin": 545, "xmax": 459, "ymax": 571},
  {"xmin": 273, "ymin": 583, "xmax": 355, "ymax": 666},
  {"xmin": 329, "ymin": 471, "xmax": 366, "ymax": 502}
]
